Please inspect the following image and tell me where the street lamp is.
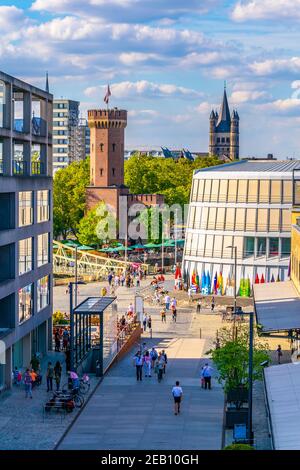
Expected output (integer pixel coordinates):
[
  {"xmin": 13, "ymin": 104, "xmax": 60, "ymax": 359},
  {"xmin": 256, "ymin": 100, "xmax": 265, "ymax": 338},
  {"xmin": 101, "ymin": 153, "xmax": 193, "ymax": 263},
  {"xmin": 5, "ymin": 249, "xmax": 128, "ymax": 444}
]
[
  {"xmin": 226, "ymin": 245, "xmax": 237, "ymax": 318},
  {"xmin": 69, "ymin": 280, "xmax": 86, "ymax": 372},
  {"xmin": 248, "ymin": 310, "xmax": 254, "ymax": 444}
]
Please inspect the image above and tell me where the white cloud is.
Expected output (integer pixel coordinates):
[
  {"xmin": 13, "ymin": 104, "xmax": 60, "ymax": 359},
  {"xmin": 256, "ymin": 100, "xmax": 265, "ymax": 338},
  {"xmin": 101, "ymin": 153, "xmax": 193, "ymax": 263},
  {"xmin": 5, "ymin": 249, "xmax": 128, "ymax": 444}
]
[
  {"xmin": 259, "ymin": 98, "xmax": 300, "ymax": 115},
  {"xmin": 250, "ymin": 57, "xmax": 300, "ymax": 77},
  {"xmin": 84, "ymin": 81, "xmax": 202, "ymax": 99},
  {"xmin": 232, "ymin": 0, "xmax": 300, "ymax": 22},
  {"xmin": 119, "ymin": 52, "xmax": 162, "ymax": 66},
  {"xmin": 230, "ymin": 90, "xmax": 267, "ymax": 104},
  {"xmin": 180, "ymin": 52, "xmax": 222, "ymax": 67},
  {"xmin": 195, "ymin": 102, "xmax": 216, "ymax": 114}
]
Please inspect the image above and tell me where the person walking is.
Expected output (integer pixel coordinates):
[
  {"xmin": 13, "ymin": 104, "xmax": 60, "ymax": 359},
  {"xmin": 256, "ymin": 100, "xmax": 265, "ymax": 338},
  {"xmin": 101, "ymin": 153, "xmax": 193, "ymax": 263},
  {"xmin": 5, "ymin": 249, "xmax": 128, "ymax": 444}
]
[
  {"xmin": 188, "ymin": 287, "xmax": 192, "ymax": 303},
  {"xmin": 156, "ymin": 355, "xmax": 164, "ymax": 382},
  {"xmin": 54, "ymin": 361, "xmax": 62, "ymax": 391},
  {"xmin": 201, "ymin": 363, "xmax": 213, "ymax": 390},
  {"xmin": 134, "ymin": 352, "xmax": 143, "ymax": 381},
  {"xmin": 171, "ymin": 305, "xmax": 177, "ymax": 323},
  {"xmin": 172, "ymin": 381, "xmax": 183, "ymax": 415},
  {"xmin": 161, "ymin": 308, "xmax": 166, "ymax": 323},
  {"xmin": 143, "ymin": 351, "xmax": 152, "ymax": 377},
  {"xmin": 164, "ymin": 293, "xmax": 171, "ymax": 311},
  {"xmin": 161, "ymin": 350, "xmax": 168, "ymax": 374},
  {"xmin": 211, "ymin": 296, "xmax": 215, "ymax": 312},
  {"xmin": 150, "ymin": 347, "xmax": 158, "ymax": 368},
  {"xmin": 143, "ymin": 314, "xmax": 147, "ymax": 332},
  {"xmin": 196, "ymin": 299, "xmax": 201, "ymax": 313},
  {"xmin": 54, "ymin": 329, "xmax": 61, "ymax": 352},
  {"xmin": 24, "ymin": 369, "xmax": 33, "ymax": 399},
  {"xmin": 147, "ymin": 315, "xmax": 152, "ymax": 330},
  {"xmin": 46, "ymin": 362, "xmax": 54, "ymax": 392},
  {"xmin": 277, "ymin": 345, "xmax": 283, "ymax": 364}
]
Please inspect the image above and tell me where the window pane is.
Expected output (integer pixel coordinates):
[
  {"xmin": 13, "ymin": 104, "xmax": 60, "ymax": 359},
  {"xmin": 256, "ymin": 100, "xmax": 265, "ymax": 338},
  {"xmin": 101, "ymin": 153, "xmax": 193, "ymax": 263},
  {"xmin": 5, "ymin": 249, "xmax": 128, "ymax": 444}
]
[
  {"xmin": 0, "ymin": 80, "xmax": 5, "ymax": 128},
  {"xmin": 235, "ymin": 208, "xmax": 245, "ymax": 231},
  {"xmin": 281, "ymin": 238, "xmax": 291, "ymax": 258},
  {"xmin": 38, "ymin": 233, "xmax": 49, "ymax": 267},
  {"xmin": 245, "ymin": 209, "xmax": 256, "ymax": 231},
  {"xmin": 222, "ymin": 235, "xmax": 233, "ymax": 259},
  {"xmin": 257, "ymin": 209, "xmax": 268, "ymax": 232},
  {"xmin": 259, "ymin": 180, "xmax": 270, "ymax": 203},
  {"xmin": 197, "ymin": 179, "xmax": 204, "ymax": 202},
  {"xmin": 188, "ymin": 206, "xmax": 196, "ymax": 229},
  {"xmin": 248, "ymin": 180, "xmax": 258, "ymax": 203},
  {"xmin": 257, "ymin": 237, "xmax": 266, "ymax": 257},
  {"xmin": 216, "ymin": 207, "xmax": 225, "ymax": 231},
  {"xmin": 283, "ymin": 181, "xmax": 292, "ymax": 204},
  {"xmin": 233, "ymin": 236, "xmax": 244, "ymax": 259},
  {"xmin": 19, "ymin": 192, "xmax": 33, "ymax": 227},
  {"xmin": 200, "ymin": 207, "xmax": 208, "ymax": 230},
  {"xmin": 228, "ymin": 180, "xmax": 238, "ymax": 203},
  {"xmin": 225, "ymin": 208, "xmax": 235, "ymax": 231},
  {"xmin": 191, "ymin": 179, "xmax": 199, "ymax": 202},
  {"xmin": 207, "ymin": 207, "xmax": 217, "ymax": 230},
  {"xmin": 37, "ymin": 276, "xmax": 50, "ymax": 312},
  {"xmin": 194, "ymin": 206, "xmax": 202, "ymax": 229},
  {"xmin": 269, "ymin": 209, "xmax": 280, "ymax": 231},
  {"xmin": 214, "ymin": 235, "xmax": 223, "ymax": 258},
  {"xmin": 205, "ymin": 235, "xmax": 214, "ymax": 257},
  {"xmin": 203, "ymin": 179, "xmax": 212, "ymax": 202},
  {"xmin": 271, "ymin": 180, "xmax": 281, "ymax": 203},
  {"xmin": 197, "ymin": 234, "xmax": 205, "ymax": 256},
  {"xmin": 244, "ymin": 237, "xmax": 255, "ymax": 258},
  {"xmin": 219, "ymin": 180, "xmax": 228, "ymax": 202},
  {"xmin": 210, "ymin": 180, "xmax": 219, "ymax": 203},
  {"xmin": 19, "ymin": 238, "xmax": 32, "ymax": 275},
  {"xmin": 269, "ymin": 238, "xmax": 279, "ymax": 257},
  {"xmin": 19, "ymin": 284, "xmax": 33, "ymax": 324},
  {"xmin": 237, "ymin": 180, "xmax": 248, "ymax": 203},
  {"xmin": 185, "ymin": 233, "xmax": 192, "ymax": 255},
  {"xmin": 37, "ymin": 190, "xmax": 50, "ymax": 223},
  {"xmin": 191, "ymin": 233, "xmax": 198, "ymax": 256},
  {"xmin": 281, "ymin": 210, "xmax": 291, "ymax": 232}
]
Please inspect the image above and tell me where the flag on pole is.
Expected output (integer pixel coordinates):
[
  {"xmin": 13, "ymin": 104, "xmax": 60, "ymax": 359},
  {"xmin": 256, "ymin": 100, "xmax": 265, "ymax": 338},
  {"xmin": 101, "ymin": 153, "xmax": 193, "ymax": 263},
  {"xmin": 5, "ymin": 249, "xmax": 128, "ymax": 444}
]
[{"xmin": 104, "ymin": 84, "xmax": 111, "ymax": 104}]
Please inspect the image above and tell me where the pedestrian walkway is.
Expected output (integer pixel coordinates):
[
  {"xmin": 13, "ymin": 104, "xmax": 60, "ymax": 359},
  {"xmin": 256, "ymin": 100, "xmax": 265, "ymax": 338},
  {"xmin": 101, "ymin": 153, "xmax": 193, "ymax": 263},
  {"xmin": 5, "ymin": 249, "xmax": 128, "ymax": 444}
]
[{"xmin": 58, "ymin": 337, "xmax": 224, "ymax": 450}]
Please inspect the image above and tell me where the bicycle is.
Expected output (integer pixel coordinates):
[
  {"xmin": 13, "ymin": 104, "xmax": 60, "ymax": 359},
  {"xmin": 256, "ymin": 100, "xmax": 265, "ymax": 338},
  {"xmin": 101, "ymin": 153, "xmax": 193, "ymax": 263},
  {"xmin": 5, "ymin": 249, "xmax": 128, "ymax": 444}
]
[{"xmin": 53, "ymin": 389, "xmax": 84, "ymax": 408}]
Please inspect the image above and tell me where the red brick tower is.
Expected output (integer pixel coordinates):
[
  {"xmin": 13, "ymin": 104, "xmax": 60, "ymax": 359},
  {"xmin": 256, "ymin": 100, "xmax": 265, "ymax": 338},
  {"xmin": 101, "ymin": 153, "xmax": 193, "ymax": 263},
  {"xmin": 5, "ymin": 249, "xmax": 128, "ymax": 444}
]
[{"xmin": 86, "ymin": 108, "xmax": 130, "ymax": 218}]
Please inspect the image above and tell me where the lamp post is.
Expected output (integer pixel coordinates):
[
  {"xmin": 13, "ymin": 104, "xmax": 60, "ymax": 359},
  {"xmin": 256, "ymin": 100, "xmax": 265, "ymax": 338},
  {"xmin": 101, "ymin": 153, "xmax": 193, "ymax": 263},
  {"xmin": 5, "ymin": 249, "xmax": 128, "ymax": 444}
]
[
  {"xmin": 226, "ymin": 245, "xmax": 237, "ymax": 317},
  {"xmin": 248, "ymin": 310, "xmax": 254, "ymax": 444},
  {"xmin": 69, "ymin": 280, "xmax": 86, "ymax": 372},
  {"xmin": 74, "ymin": 245, "xmax": 78, "ymax": 307}
]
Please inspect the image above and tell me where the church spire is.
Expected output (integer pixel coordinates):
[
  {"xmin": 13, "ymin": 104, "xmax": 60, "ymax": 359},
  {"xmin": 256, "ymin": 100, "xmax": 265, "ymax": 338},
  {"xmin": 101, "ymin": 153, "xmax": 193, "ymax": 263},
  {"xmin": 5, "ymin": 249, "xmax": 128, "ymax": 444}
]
[
  {"xmin": 217, "ymin": 87, "xmax": 230, "ymax": 126},
  {"xmin": 45, "ymin": 71, "xmax": 49, "ymax": 93}
]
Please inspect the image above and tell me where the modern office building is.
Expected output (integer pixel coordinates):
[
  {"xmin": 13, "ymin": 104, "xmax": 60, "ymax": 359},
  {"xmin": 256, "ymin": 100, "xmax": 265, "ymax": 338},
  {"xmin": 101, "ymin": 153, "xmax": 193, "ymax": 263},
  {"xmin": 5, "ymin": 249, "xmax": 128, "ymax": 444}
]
[
  {"xmin": 53, "ymin": 99, "xmax": 89, "ymax": 174},
  {"xmin": 183, "ymin": 159, "xmax": 297, "ymax": 294},
  {"xmin": 0, "ymin": 71, "xmax": 53, "ymax": 390}
]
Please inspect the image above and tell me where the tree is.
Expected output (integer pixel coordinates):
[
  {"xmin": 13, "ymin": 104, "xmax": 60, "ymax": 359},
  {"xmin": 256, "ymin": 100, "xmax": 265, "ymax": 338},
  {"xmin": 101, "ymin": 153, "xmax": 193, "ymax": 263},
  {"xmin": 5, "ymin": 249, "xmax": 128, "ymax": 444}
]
[
  {"xmin": 77, "ymin": 201, "xmax": 117, "ymax": 247},
  {"xmin": 53, "ymin": 158, "xmax": 90, "ymax": 239},
  {"xmin": 207, "ymin": 324, "xmax": 269, "ymax": 394}
]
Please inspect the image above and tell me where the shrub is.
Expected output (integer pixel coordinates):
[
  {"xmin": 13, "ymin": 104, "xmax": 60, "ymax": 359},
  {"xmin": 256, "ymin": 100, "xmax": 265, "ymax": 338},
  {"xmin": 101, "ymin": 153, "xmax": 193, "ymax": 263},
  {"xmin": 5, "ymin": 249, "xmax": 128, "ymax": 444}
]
[{"xmin": 223, "ymin": 443, "xmax": 254, "ymax": 450}]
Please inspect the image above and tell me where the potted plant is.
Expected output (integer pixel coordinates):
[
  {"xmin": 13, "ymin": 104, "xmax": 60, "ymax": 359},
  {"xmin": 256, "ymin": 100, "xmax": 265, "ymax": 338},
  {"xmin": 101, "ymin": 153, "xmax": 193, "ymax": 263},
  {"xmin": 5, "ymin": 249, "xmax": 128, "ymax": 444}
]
[{"xmin": 208, "ymin": 325, "xmax": 269, "ymax": 428}]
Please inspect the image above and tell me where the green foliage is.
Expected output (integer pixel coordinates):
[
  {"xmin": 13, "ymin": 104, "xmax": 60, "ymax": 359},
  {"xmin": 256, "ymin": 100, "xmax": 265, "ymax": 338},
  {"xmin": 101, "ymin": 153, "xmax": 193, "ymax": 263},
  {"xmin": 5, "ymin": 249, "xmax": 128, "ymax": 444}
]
[
  {"xmin": 208, "ymin": 324, "xmax": 269, "ymax": 393},
  {"xmin": 124, "ymin": 154, "xmax": 222, "ymax": 206},
  {"xmin": 53, "ymin": 158, "xmax": 90, "ymax": 239},
  {"xmin": 77, "ymin": 201, "xmax": 117, "ymax": 246},
  {"xmin": 139, "ymin": 206, "xmax": 163, "ymax": 244},
  {"xmin": 53, "ymin": 311, "xmax": 67, "ymax": 325},
  {"xmin": 223, "ymin": 444, "xmax": 254, "ymax": 451}
]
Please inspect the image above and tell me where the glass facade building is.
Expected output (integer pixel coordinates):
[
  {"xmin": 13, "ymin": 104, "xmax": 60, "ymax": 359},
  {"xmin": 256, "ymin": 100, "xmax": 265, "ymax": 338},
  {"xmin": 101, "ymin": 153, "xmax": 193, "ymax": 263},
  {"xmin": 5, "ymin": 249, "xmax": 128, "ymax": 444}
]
[{"xmin": 183, "ymin": 160, "xmax": 298, "ymax": 293}]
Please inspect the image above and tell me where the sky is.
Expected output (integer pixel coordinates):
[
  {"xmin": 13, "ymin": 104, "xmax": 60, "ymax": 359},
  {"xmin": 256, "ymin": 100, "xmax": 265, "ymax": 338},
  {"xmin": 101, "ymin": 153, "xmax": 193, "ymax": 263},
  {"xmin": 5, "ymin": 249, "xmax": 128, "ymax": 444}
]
[{"xmin": 1, "ymin": 0, "xmax": 300, "ymax": 156}]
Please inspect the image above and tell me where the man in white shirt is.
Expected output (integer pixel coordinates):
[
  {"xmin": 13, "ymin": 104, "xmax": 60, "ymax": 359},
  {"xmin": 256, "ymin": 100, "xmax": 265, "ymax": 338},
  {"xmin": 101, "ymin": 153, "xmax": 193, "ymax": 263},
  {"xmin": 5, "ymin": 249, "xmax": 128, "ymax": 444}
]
[
  {"xmin": 201, "ymin": 363, "xmax": 213, "ymax": 390},
  {"xmin": 172, "ymin": 381, "xmax": 183, "ymax": 415},
  {"xmin": 133, "ymin": 352, "xmax": 143, "ymax": 381},
  {"xmin": 165, "ymin": 294, "xmax": 171, "ymax": 310}
]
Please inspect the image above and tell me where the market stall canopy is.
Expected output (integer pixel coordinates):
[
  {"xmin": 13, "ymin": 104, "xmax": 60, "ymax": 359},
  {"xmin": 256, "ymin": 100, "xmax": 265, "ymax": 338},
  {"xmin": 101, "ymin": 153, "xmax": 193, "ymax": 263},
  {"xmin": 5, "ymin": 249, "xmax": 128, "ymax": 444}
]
[
  {"xmin": 130, "ymin": 244, "xmax": 145, "ymax": 250},
  {"xmin": 254, "ymin": 281, "xmax": 300, "ymax": 332},
  {"xmin": 144, "ymin": 243, "xmax": 161, "ymax": 248},
  {"xmin": 76, "ymin": 245, "xmax": 94, "ymax": 251}
]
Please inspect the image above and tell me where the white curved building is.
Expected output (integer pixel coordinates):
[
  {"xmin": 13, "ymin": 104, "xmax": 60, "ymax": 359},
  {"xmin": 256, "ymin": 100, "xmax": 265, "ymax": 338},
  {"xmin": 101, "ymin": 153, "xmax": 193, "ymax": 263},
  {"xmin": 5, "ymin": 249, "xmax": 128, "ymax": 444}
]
[{"xmin": 183, "ymin": 160, "xmax": 299, "ymax": 293}]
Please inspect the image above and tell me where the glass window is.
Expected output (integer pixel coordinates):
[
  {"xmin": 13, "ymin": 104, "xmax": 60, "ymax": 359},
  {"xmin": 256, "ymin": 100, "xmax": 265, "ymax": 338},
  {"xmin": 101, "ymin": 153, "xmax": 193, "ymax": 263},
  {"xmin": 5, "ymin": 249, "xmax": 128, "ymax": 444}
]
[
  {"xmin": 281, "ymin": 238, "xmax": 291, "ymax": 258},
  {"xmin": 191, "ymin": 233, "xmax": 198, "ymax": 256},
  {"xmin": 237, "ymin": 180, "xmax": 248, "ymax": 203},
  {"xmin": 294, "ymin": 181, "xmax": 300, "ymax": 206},
  {"xmin": 259, "ymin": 180, "xmax": 270, "ymax": 203},
  {"xmin": 269, "ymin": 238, "xmax": 279, "ymax": 257},
  {"xmin": 188, "ymin": 206, "xmax": 196, "ymax": 229},
  {"xmin": 257, "ymin": 209, "xmax": 268, "ymax": 232},
  {"xmin": 283, "ymin": 181, "xmax": 292, "ymax": 204},
  {"xmin": 205, "ymin": 235, "xmax": 214, "ymax": 257},
  {"xmin": 245, "ymin": 209, "xmax": 256, "ymax": 231},
  {"xmin": 19, "ymin": 284, "xmax": 33, "ymax": 324},
  {"xmin": 37, "ymin": 190, "xmax": 50, "ymax": 223},
  {"xmin": 185, "ymin": 233, "xmax": 192, "ymax": 255},
  {"xmin": 197, "ymin": 179, "xmax": 204, "ymax": 202},
  {"xmin": 210, "ymin": 180, "xmax": 219, "ymax": 203},
  {"xmin": 216, "ymin": 207, "xmax": 225, "ymax": 231},
  {"xmin": 196, "ymin": 234, "xmax": 205, "ymax": 256},
  {"xmin": 271, "ymin": 180, "xmax": 281, "ymax": 204},
  {"xmin": 38, "ymin": 233, "xmax": 49, "ymax": 267},
  {"xmin": 19, "ymin": 238, "xmax": 33, "ymax": 275},
  {"xmin": 281, "ymin": 210, "xmax": 291, "ymax": 232},
  {"xmin": 222, "ymin": 235, "xmax": 233, "ymax": 259},
  {"xmin": 225, "ymin": 208, "xmax": 235, "ymax": 231},
  {"xmin": 233, "ymin": 236, "xmax": 244, "ymax": 259},
  {"xmin": 200, "ymin": 207, "xmax": 208, "ymax": 230},
  {"xmin": 0, "ymin": 80, "xmax": 5, "ymax": 128},
  {"xmin": 235, "ymin": 208, "xmax": 245, "ymax": 231},
  {"xmin": 269, "ymin": 209, "xmax": 280, "ymax": 232},
  {"xmin": 0, "ymin": 140, "xmax": 3, "ymax": 174},
  {"xmin": 228, "ymin": 180, "xmax": 238, "ymax": 203},
  {"xmin": 37, "ymin": 276, "xmax": 50, "ymax": 312},
  {"xmin": 257, "ymin": 237, "xmax": 267, "ymax": 257},
  {"xmin": 19, "ymin": 192, "xmax": 33, "ymax": 227},
  {"xmin": 248, "ymin": 180, "xmax": 258, "ymax": 203},
  {"xmin": 244, "ymin": 237, "xmax": 255, "ymax": 258},
  {"xmin": 194, "ymin": 207, "xmax": 202, "ymax": 229},
  {"xmin": 219, "ymin": 180, "xmax": 228, "ymax": 202},
  {"xmin": 203, "ymin": 179, "xmax": 212, "ymax": 202},
  {"xmin": 191, "ymin": 180, "xmax": 199, "ymax": 202},
  {"xmin": 207, "ymin": 207, "xmax": 217, "ymax": 230},
  {"xmin": 214, "ymin": 235, "xmax": 223, "ymax": 258}
]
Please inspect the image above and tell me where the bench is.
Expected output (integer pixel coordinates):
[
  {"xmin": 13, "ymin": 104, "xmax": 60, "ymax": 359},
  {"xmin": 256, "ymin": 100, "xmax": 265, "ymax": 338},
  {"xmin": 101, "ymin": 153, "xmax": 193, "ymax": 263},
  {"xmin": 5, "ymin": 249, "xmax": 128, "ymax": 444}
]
[{"xmin": 43, "ymin": 400, "xmax": 67, "ymax": 421}]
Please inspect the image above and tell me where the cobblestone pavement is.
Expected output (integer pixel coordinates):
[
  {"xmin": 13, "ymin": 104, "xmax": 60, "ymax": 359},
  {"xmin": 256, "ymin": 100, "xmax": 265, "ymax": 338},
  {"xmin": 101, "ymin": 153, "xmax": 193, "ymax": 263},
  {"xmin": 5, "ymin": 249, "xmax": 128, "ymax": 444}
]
[{"xmin": 0, "ymin": 351, "xmax": 99, "ymax": 450}]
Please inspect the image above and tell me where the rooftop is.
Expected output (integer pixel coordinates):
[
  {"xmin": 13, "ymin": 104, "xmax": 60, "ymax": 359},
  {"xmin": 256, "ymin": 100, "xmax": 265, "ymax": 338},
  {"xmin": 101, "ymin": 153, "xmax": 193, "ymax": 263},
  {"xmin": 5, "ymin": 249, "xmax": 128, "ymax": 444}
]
[{"xmin": 195, "ymin": 159, "xmax": 300, "ymax": 176}]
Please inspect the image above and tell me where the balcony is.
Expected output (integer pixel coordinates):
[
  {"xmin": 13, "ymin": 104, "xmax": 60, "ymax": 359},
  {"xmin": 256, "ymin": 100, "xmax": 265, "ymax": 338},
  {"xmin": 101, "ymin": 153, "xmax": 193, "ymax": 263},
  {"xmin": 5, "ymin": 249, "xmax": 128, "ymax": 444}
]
[{"xmin": 13, "ymin": 160, "xmax": 26, "ymax": 176}]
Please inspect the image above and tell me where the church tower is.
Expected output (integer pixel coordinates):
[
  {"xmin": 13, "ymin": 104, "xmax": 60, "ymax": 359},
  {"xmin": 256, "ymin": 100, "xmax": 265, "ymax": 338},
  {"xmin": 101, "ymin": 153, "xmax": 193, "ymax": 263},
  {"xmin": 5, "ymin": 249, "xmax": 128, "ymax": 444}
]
[{"xmin": 209, "ymin": 86, "xmax": 239, "ymax": 161}]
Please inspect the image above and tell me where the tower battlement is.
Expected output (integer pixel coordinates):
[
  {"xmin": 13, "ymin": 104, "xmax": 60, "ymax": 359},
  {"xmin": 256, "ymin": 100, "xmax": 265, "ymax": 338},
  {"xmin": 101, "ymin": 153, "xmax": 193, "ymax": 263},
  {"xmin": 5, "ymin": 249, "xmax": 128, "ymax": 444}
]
[{"xmin": 88, "ymin": 109, "xmax": 127, "ymax": 128}]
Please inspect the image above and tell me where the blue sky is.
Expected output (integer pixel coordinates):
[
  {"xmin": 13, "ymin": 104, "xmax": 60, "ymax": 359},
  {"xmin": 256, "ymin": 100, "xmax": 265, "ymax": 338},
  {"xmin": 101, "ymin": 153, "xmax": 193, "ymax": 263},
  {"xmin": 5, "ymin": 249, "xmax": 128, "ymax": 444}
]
[{"xmin": 2, "ymin": 0, "xmax": 300, "ymax": 156}]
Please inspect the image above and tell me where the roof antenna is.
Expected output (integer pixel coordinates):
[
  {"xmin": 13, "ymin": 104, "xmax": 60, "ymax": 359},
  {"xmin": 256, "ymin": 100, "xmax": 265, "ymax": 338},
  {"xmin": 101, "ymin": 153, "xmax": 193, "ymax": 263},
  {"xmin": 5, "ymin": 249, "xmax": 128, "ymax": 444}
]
[{"xmin": 45, "ymin": 71, "xmax": 49, "ymax": 93}]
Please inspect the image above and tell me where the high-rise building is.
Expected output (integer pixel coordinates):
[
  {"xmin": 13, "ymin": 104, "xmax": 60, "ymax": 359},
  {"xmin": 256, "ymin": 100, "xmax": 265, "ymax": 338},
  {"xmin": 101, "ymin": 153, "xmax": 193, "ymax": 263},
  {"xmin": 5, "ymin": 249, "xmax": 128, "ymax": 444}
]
[
  {"xmin": 0, "ymin": 71, "xmax": 53, "ymax": 390},
  {"xmin": 209, "ymin": 87, "xmax": 239, "ymax": 161}
]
